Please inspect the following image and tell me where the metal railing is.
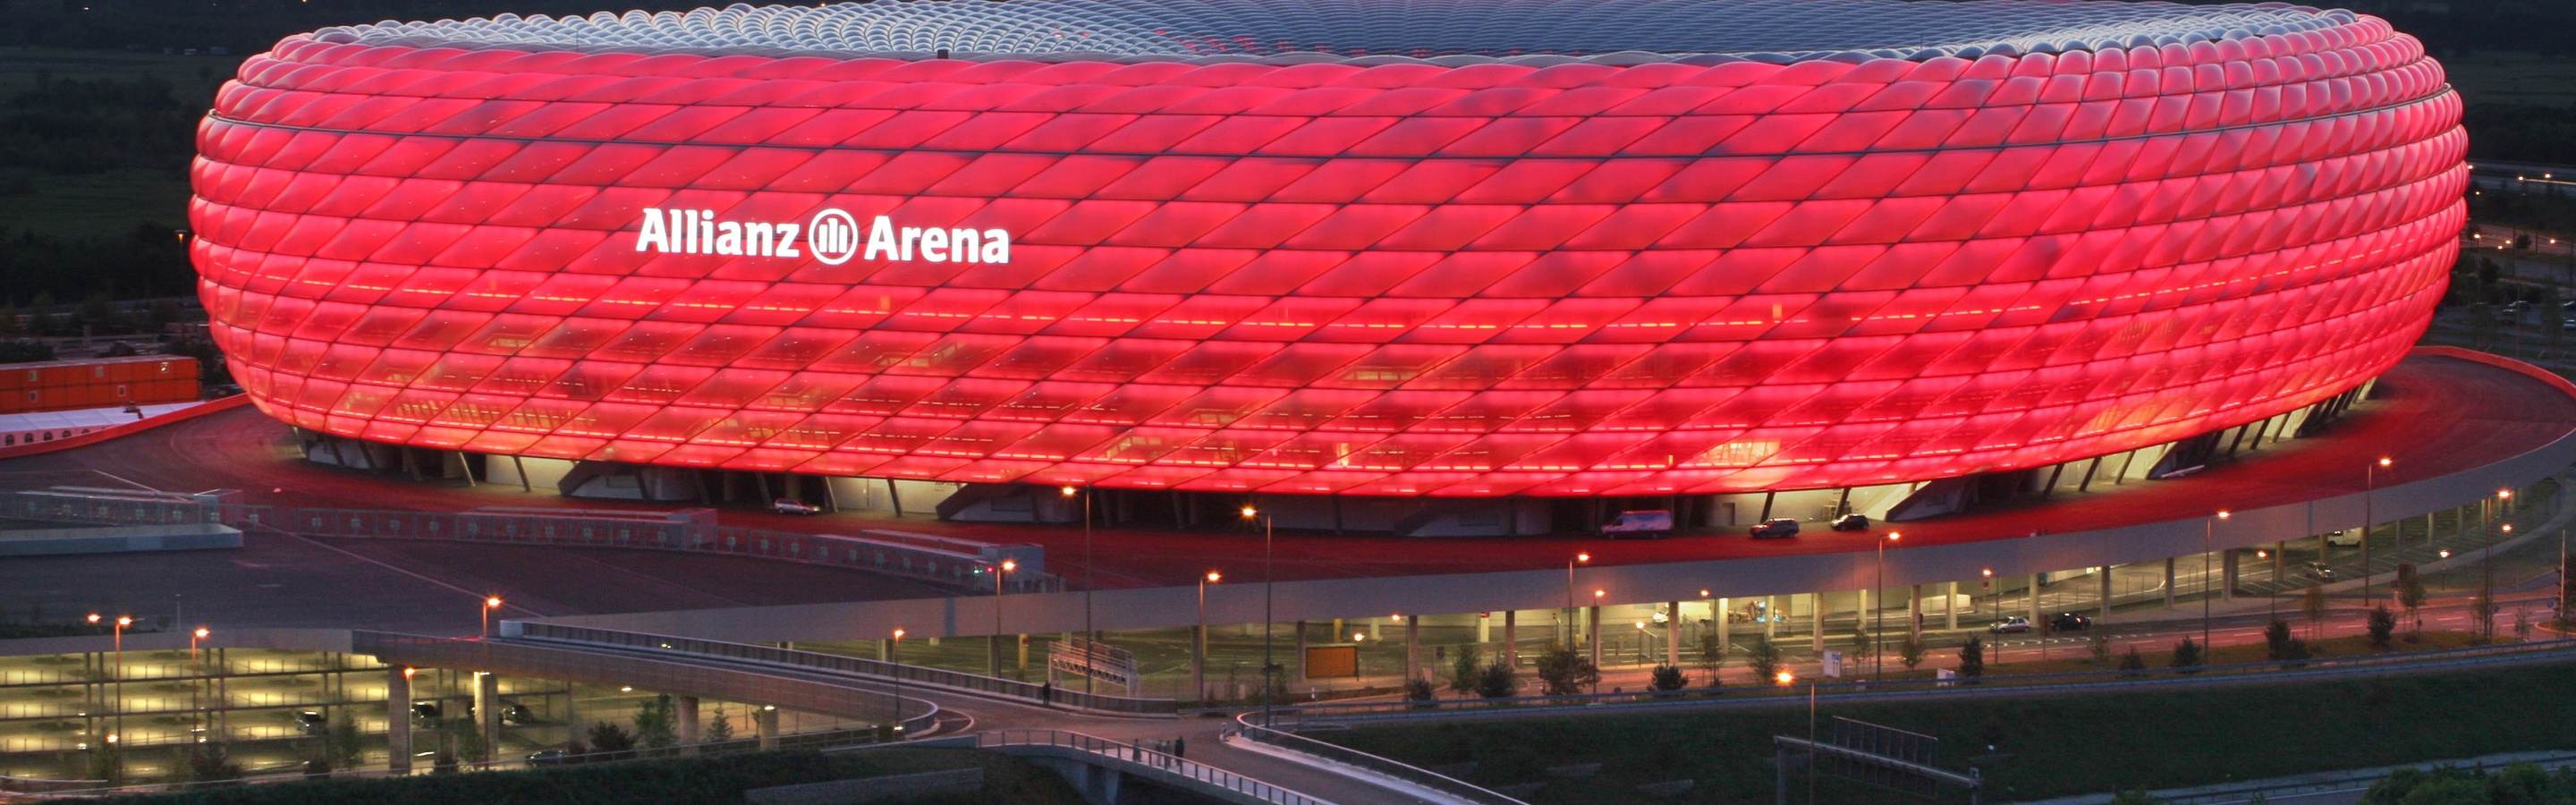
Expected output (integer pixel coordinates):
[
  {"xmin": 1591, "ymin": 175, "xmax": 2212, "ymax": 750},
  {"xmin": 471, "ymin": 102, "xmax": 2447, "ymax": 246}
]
[
  {"xmin": 355, "ymin": 631, "xmax": 943, "ymax": 733},
  {"xmin": 1235, "ymin": 716, "xmax": 1529, "ymax": 805},
  {"xmin": 203, "ymin": 502, "xmax": 1058, "ymax": 594},
  {"xmin": 512, "ymin": 623, "xmax": 1176, "ymax": 716},
  {"xmin": 1249, "ymin": 633, "xmax": 2576, "ymax": 724},
  {"xmin": 979, "ymin": 729, "xmax": 1328, "ymax": 805}
]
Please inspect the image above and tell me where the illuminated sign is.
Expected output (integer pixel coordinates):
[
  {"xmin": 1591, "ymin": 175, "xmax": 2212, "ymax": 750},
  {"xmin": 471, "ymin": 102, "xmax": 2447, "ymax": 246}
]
[{"xmin": 634, "ymin": 208, "xmax": 1010, "ymax": 266}]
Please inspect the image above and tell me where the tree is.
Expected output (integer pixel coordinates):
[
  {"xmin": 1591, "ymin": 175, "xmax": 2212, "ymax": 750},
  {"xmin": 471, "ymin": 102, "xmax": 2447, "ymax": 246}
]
[
  {"xmin": 1899, "ymin": 632, "xmax": 1928, "ymax": 672},
  {"xmin": 86, "ymin": 738, "xmax": 123, "ymax": 787},
  {"xmin": 451, "ymin": 723, "xmax": 489, "ymax": 767},
  {"xmin": 1957, "ymin": 635, "xmax": 1985, "ymax": 680},
  {"xmin": 327, "ymin": 717, "xmax": 365, "ymax": 771},
  {"xmin": 2398, "ymin": 574, "xmax": 2428, "ymax": 639},
  {"xmin": 2118, "ymin": 646, "xmax": 2148, "ymax": 675},
  {"xmin": 1446, "ymin": 644, "xmax": 1483, "ymax": 696},
  {"xmin": 1403, "ymin": 675, "xmax": 1436, "ymax": 706},
  {"xmin": 2368, "ymin": 605, "xmax": 2398, "ymax": 649},
  {"xmin": 706, "ymin": 706, "xmax": 733, "ymax": 743},
  {"xmin": 2170, "ymin": 638, "xmax": 2204, "ymax": 673},
  {"xmin": 1533, "ymin": 641, "xmax": 1599, "ymax": 696},
  {"xmin": 631, "ymin": 694, "xmax": 677, "ymax": 750},
  {"xmin": 2265, "ymin": 619, "xmax": 2295, "ymax": 660},
  {"xmin": 586, "ymin": 722, "xmax": 637, "ymax": 760},
  {"xmin": 1474, "ymin": 661, "xmax": 1519, "ymax": 699},
  {"xmin": 1697, "ymin": 631, "xmax": 1727, "ymax": 674},
  {"xmin": 2088, "ymin": 630, "xmax": 2112, "ymax": 665},
  {"xmin": 1744, "ymin": 633, "xmax": 1782, "ymax": 683},
  {"xmin": 183, "ymin": 741, "xmax": 242, "ymax": 783},
  {"xmin": 2303, "ymin": 582, "xmax": 2330, "ymax": 640},
  {"xmin": 1648, "ymin": 665, "xmax": 1687, "ymax": 692}
]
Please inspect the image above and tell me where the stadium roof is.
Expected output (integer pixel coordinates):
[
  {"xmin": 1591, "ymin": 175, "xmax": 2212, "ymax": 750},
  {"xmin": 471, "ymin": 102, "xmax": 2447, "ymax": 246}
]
[{"xmin": 315, "ymin": 0, "xmax": 2362, "ymax": 64}]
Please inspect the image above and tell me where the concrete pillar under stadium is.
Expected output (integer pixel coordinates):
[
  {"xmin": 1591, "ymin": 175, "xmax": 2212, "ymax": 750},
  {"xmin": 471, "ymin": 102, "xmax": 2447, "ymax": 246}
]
[
  {"xmin": 675, "ymin": 695, "xmax": 700, "ymax": 753},
  {"xmin": 756, "ymin": 707, "xmax": 779, "ymax": 750},
  {"xmin": 2165, "ymin": 559, "xmax": 2179, "ymax": 609},
  {"xmin": 385, "ymin": 665, "xmax": 411, "ymax": 774},
  {"xmin": 1665, "ymin": 601, "xmax": 1681, "ymax": 666},
  {"xmin": 1502, "ymin": 611, "xmax": 1517, "ymax": 668}
]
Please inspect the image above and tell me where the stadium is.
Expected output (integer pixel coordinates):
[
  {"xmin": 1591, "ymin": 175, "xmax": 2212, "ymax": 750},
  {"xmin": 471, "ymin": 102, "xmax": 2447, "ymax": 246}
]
[{"xmin": 189, "ymin": 0, "xmax": 2465, "ymax": 534}]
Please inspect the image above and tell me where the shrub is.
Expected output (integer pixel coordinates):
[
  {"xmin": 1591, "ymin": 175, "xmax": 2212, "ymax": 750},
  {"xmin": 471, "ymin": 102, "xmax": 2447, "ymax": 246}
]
[
  {"xmin": 1403, "ymin": 675, "xmax": 1436, "ymax": 708},
  {"xmin": 1445, "ymin": 644, "xmax": 1483, "ymax": 696},
  {"xmin": 1533, "ymin": 642, "xmax": 1600, "ymax": 696},
  {"xmin": 2368, "ymin": 605, "xmax": 2398, "ymax": 648},
  {"xmin": 1474, "ymin": 662, "xmax": 1519, "ymax": 699},
  {"xmin": 2118, "ymin": 646, "xmax": 2148, "ymax": 675},
  {"xmin": 2170, "ymin": 639, "xmax": 2204, "ymax": 673},
  {"xmin": 1648, "ymin": 665, "xmax": 1686, "ymax": 692},
  {"xmin": 1744, "ymin": 634, "xmax": 1783, "ymax": 683},
  {"xmin": 2264, "ymin": 619, "xmax": 2294, "ymax": 661},
  {"xmin": 1957, "ymin": 636, "xmax": 1984, "ymax": 680}
]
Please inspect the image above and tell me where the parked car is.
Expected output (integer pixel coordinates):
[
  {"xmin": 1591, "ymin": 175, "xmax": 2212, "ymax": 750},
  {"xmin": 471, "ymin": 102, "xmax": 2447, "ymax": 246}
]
[
  {"xmin": 1750, "ymin": 518, "xmax": 1801, "ymax": 539},
  {"xmin": 1600, "ymin": 509, "xmax": 1674, "ymax": 539},
  {"xmin": 500, "ymin": 703, "xmax": 532, "ymax": 725},
  {"xmin": 411, "ymin": 701, "xmax": 442, "ymax": 725},
  {"xmin": 296, "ymin": 710, "xmax": 327, "ymax": 735},
  {"xmin": 1989, "ymin": 616, "xmax": 2033, "ymax": 633},
  {"xmin": 1829, "ymin": 513, "xmax": 1871, "ymax": 531},
  {"xmin": 2049, "ymin": 613, "xmax": 2092, "ymax": 631},
  {"xmin": 771, "ymin": 497, "xmax": 822, "ymax": 515},
  {"xmin": 2306, "ymin": 562, "xmax": 2337, "ymax": 580},
  {"xmin": 527, "ymin": 750, "xmax": 570, "ymax": 766}
]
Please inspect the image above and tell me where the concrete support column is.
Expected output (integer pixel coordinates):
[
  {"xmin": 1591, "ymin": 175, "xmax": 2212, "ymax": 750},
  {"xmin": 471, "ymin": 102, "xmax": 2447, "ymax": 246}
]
[
  {"xmin": 385, "ymin": 667, "xmax": 411, "ymax": 774},
  {"xmin": 674, "ymin": 696, "xmax": 699, "ymax": 753},
  {"xmin": 2223, "ymin": 550, "xmax": 2240, "ymax": 602},
  {"xmin": 474, "ymin": 672, "xmax": 499, "ymax": 764},
  {"xmin": 560, "ymin": 681, "xmax": 577, "ymax": 751},
  {"xmin": 1191, "ymin": 624, "xmax": 1207, "ymax": 702},
  {"xmin": 1945, "ymin": 582, "xmax": 1958, "ymax": 631},
  {"xmin": 2028, "ymin": 574, "xmax": 2042, "ymax": 625},
  {"xmin": 1766, "ymin": 596, "xmax": 1779, "ymax": 639},
  {"xmin": 1910, "ymin": 585, "xmax": 1923, "ymax": 637},
  {"xmin": 2164, "ymin": 559, "xmax": 2178, "ymax": 609},
  {"xmin": 2100, "ymin": 567, "xmax": 2114, "ymax": 616},
  {"xmin": 2275, "ymin": 542, "xmax": 2287, "ymax": 585},
  {"xmin": 1665, "ymin": 601, "xmax": 1681, "ymax": 666},
  {"xmin": 1503, "ymin": 611, "xmax": 1518, "ymax": 668},
  {"xmin": 1716, "ymin": 597, "xmax": 1732, "ymax": 648},
  {"xmin": 1587, "ymin": 606, "xmax": 1603, "ymax": 675},
  {"xmin": 1809, "ymin": 593, "xmax": 1825, "ymax": 653},
  {"xmin": 1293, "ymin": 621, "xmax": 1309, "ymax": 685},
  {"xmin": 1403, "ymin": 615, "xmax": 1419, "ymax": 682},
  {"xmin": 755, "ymin": 707, "xmax": 779, "ymax": 750},
  {"xmin": 1478, "ymin": 612, "xmax": 1490, "ymax": 644}
]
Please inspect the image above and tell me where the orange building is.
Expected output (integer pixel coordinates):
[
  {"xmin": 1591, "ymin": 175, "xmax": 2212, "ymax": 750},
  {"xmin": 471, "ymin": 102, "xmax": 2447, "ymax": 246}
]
[{"xmin": 0, "ymin": 356, "xmax": 200, "ymax": 415}]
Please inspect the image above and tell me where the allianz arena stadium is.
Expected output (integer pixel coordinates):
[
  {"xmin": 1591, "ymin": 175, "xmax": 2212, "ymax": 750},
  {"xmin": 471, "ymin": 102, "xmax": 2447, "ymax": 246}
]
[{"xmin": 190, "ymin": 0, "xmax": 2463, "ymax": 529}]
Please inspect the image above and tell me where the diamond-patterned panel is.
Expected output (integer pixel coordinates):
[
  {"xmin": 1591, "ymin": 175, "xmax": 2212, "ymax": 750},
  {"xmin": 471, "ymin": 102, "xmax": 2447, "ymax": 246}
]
[{"xmin": 193, "ymin": 4, "xmax": 2464, "ymax": 498}]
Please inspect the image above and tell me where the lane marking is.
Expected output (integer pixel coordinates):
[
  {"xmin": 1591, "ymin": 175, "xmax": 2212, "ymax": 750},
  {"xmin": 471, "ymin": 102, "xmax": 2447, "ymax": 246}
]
[{"xmin": 260, "ymin": 526, "xmax": 555, "ymax": 618}]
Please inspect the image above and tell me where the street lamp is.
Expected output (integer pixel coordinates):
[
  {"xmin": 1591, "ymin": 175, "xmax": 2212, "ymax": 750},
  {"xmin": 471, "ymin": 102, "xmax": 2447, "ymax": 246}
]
[
  {"xmin": 190, "ymin": 627, "xmax": 209, "ymax": 741},
  {"xmin": 2205, "ymin": 511, "xmax": 2229, "ymax": 654},
  {"xmin": 1239, "ymin": 504, "xmax": 1275, "ymax": 727},
  {"xmin": 1564, "ymin": 553, "xmax": 1590, "ymax": 646},
  {"xmin": 989, "ymin": 559, "xmax": 1016, "ymax": 676},
  {"xmin": 1876, "ymin": 532, "xmax": 1900, "ymax": 680},
  {"xmin": 482, "ymin": 597, "xmax": 503, "ymax": 639},
  {"xmin": 1061, "ymin": 485, "xmax": 1098, "ymax": 697},
  {"xmin": 889, "ymin": 628, "xmax": 907, "ymax": 732},
  {"xmin": 2364, "ymin": 457, "xmax": 2391, "ymax": 606},
  {"xmin": 1195, "ymin": 571, "xmax": 1220, "ymax": 703},
  {"xmin": 90, "ymin": 614, "xmax": 131, "ymax": 742}
]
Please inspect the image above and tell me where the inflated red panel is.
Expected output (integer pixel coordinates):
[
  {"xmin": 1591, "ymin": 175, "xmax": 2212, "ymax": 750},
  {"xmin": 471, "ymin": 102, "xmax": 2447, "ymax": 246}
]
[{"xmin": 193, "ymin": 8, "xmax": 2463, "ymax": 497}]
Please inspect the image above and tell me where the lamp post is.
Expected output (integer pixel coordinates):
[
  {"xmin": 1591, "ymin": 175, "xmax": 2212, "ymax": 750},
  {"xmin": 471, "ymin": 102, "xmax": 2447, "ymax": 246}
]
[
  {"xmin": 1195, "ymin": 571, "xmax": 1220, "ymax": 703},
  {"xmin": 90, "ymin": 614, "xmax": 130, "ymax": 742},
  {"xmin": 1060, "ymin": 485, "xmax": 1096, "ymax": 697},
  {"xmin": 1564, "ymin": 553, "xmax": 1590, "ymax": 647},
  {"xmin": 1239, "ymin": 505, "xmax": 1275, "ymax": 728},
  {"xmin": 190, "ymin": 627, "xmax": 208, "ymax": 740},
  {"xmin": 889, "ymin": 628, "xmax": 906, "ymax": 733},
  {"xmin": 988, "ymin": 559, "xmax": 1016, "ymax": 676},
  {"xmin": 2205, "ymin": 511, "xmax": 2229, "ymax": 654},
  {"xmin": 1876, "ymin": 532, "xmax": 1900, "ymax": 680},
  {"xmin": 2364, "ymin": 457, "xmax": 2390, "ymax": 605},
  {"xmin": 482, "ymin": 596, "xmax": 502, "ymax": 639},
  {"xmin": 1591, "ymin": 589, "xmax": 1606, "ymax": 694}
]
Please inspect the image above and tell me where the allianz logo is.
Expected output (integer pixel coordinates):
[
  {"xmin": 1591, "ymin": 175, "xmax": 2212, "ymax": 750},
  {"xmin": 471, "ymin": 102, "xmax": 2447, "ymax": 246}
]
[{"xmin": 634, "ymin": 208, "xmax": 1012, "ymax": 266}]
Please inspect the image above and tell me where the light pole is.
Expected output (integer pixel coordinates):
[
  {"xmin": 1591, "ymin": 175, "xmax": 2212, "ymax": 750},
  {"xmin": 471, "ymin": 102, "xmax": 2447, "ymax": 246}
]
[
  {"xmin": 190, "ymin": 627, "xmax": 208, "ymax": 741},
  {"xmin": 889, "ymin": 628, "xmax": 906, "ymax": 733},
  {"xmin": 1564, "ymin": 553, "xmax": 1590, "ymax": 647},
  {"xmin": 90, "ymin": 614, "xmax": 131, "ymax": 742},
  {"xmin": 988, "ymin": 559, "xmax": 1016, "ymax": 676},
  {"xmin": 1590, "ymin": 589, "xmax": 1606, "ymax": 694},
  {"xmin": 482, "ymin": 596, "xmax": 503, "ymax": 639},
  {"xmin": 1195, "ymin": 571, "xmax": 1220, "ymax": 703},
  {"xmin": 1876, "ymin": 532, "xmax": 1900, "ymax": 680},
  {"xmin": 2492, "ymin": 489, "xmax": 2512, "ymax": 641},
  {"xmin": 2364, "ymin": 457, "xmax": 2391, "ymax": 605},
  {"xmin": 2205, "ymin": 511, "xmax": 2229, "ymax": 654},
  {"xmin": 1060, "ymin": 486, "xmax": 1096, "ymax": 697},
  {"xmin": 1239, "ymin": 505, "xmax": 1275, "ymax": 727}
]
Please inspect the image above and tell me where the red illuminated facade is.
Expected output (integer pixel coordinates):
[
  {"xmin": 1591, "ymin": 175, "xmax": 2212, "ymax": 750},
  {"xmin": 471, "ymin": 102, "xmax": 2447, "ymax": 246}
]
[{"xmin": 191, "ymin": 3, "xmax": 2463, "ymax": 498}]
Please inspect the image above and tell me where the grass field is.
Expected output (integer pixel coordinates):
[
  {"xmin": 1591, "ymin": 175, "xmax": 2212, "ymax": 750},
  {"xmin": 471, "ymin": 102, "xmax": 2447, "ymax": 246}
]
[
  {"xmin": 0, "ymin": 47, "xmax": 232, "ymax": 240},
  {"xmin": 2446, "ymin": 52, "xmax": 2576, "ymax": 107},
  {"xmin": 1324, "ymin": 655, "xmax": 2576, "ymax": 804}
]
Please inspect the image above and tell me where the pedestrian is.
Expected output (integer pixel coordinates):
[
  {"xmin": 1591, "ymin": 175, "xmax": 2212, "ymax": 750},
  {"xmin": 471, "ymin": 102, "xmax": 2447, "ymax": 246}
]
[
  {"xmin": 1174, "ymin": 736, "xmax": 1185, "ymax": 758},
  {"xmin": 1040, "ymin": 680, "xmax": 1053, "ymax": 705}
]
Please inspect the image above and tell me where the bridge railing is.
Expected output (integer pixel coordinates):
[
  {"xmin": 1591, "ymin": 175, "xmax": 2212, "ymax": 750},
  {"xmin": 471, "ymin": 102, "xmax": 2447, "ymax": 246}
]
[
  {"xmin": 354, "ymin": 631, "xmax": 943, "ymax": 733},
  {"xmin": 979, "ymin": 729, "xmax": 1327, "ymax": 805},
  {"xmin": 513, "ymin": 623, "xmax": 1176, "ymax": 716},
  {"xmin": 1234, "ymin": 716, "xmax": 1530, "ymax": 805}
]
